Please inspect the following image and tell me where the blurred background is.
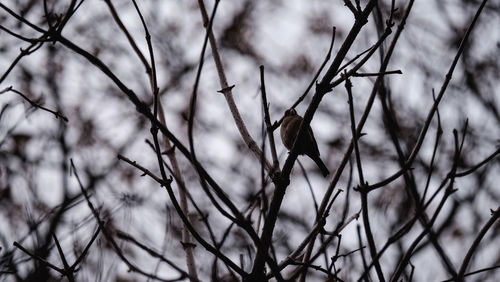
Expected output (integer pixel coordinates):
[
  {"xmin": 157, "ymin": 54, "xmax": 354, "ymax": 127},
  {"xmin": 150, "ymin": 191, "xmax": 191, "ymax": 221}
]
[{"xmin": 1, "ymin": 0, "xmax": 499, "ymax": 281}]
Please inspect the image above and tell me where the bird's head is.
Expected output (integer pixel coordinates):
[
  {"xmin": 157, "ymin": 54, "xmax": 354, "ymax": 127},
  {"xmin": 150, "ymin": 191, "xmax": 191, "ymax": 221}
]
[{"xmin": 284, "ymin": 108, "xmax": 297, "ymax": 117}]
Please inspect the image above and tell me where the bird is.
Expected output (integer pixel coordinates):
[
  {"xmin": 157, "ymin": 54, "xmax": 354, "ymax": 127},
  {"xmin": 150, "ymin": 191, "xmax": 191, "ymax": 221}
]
[{"xmin": 280, "ymin": 109, "xmax": 330, "ymax": 177}]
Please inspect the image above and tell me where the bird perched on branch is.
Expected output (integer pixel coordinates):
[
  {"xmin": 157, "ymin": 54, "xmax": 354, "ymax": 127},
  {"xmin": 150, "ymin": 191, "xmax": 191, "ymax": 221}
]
[{"xmin": 280, "ymin": 109, "xmax": 330, "ymax": 177}]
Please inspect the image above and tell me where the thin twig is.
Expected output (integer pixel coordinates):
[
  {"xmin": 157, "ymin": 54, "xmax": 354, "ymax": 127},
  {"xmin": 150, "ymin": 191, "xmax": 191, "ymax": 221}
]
[
  {"xmin": 116, "ymin": 230, "xmax": 191, "ymax": 278},
  {"xmin": 13, "ymin": 241, "xmax": 65, "ymax": 274},
  {"xmin": 197, "ymin": 0, "xmax": 273, "ymax": 173},
  {"xmin": 0, "ymin": 86, "xmax": 68, "ymax": 121},
  {"xmin": 260, "ymin": 65, "xmax": 280, "ymax": 171},
  {"xmin": 104, "ymin": 0, "xmax": 150, "ymax": 71},
  {"xmin": 367, "ymin": 0, "xmax": 489, "ymax": 191},
  {"xmin": 71, "ymin": 160, "xmax": 198, "ymax": 282},
  {"xmin": 457, "ymin": 207, "xmax": 500, "ymax": 281}
]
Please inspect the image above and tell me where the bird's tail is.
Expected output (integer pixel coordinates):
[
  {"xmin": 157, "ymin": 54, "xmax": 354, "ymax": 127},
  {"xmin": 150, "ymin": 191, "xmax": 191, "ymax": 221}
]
[{"xmin": 310, "ymin": 154, "xmax": 330, "ymax": 177}]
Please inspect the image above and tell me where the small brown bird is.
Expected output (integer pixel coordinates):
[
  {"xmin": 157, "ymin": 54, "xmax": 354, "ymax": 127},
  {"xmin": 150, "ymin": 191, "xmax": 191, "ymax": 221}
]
[{"xmin": 280, "ymin": 109, "xmax": 330, "ymax": 177}]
